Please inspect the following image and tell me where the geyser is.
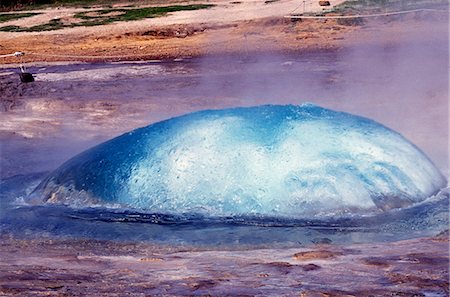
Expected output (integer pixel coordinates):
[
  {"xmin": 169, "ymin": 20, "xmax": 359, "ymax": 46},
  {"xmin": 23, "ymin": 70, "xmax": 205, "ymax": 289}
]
[{"xmin": 32, "ymin": 104, "xmax": 446, "ymax": 217}]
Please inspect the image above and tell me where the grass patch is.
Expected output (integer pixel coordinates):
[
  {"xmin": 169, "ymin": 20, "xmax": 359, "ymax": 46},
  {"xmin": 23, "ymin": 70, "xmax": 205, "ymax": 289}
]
[
  {"xmin": 0, "ymin": 25, "xmax": 22, "ymax": 31},
  {"xmin": 26, "ymin": 18, "xmax": 65, "ymax": 31},
  {"xmin": 2, "ymin": 0, "xmax": 122, "ymax": 11},
  {"xmin": 74, "ymin": 4, "xmax": 213, "ymax": 24},
  {"xmin": 2, "ymin": 0, "xmax": 210, "ymax": 11},
  {"xmin": 0, "ymin": 18, "xmax": 64, "ymax": 31},
  {"xmin": 0, "ymin": 4, "xmax": 214, "ymax": 32},
  {"xmin": 0, "ymin": 12, "xmax": 39, "ymax": 22}
]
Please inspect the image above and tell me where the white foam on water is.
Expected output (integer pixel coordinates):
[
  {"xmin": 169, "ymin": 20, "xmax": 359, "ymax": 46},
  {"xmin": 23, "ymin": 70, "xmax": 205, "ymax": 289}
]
[{"xmin": 32, "ymin": 104, "xmax": 447, "ymax": 218}]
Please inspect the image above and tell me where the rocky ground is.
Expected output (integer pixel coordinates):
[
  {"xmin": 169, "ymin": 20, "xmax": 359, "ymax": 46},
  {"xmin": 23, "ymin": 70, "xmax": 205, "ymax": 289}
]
[{"xmin": 0, "ymin": 231, "xmax": 448, "ymax": 296}]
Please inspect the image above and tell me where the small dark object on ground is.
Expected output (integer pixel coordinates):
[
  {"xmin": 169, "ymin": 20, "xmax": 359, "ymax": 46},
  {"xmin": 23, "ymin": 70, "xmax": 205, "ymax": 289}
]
[
  {"xmin": 19, "ymin": 72, "xmax": 34, "ymax": 83},
  {"xmin": 319, "ymin": 1, "xmax": 331, "ymax": 6}
]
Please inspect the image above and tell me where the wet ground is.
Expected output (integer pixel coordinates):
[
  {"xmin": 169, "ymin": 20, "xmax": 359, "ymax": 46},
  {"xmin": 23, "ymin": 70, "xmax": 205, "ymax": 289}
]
[{"xmin": 0, "ymin": 232, "xmax": 448, "ymax": 296}]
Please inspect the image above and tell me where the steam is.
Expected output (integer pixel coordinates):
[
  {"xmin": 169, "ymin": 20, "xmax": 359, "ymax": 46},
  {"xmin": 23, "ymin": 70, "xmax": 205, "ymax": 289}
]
[
  {"xmin": 189, "ymin": 12, "xmax": 449, "ymax": 177},
  {"xmin": 1, "ymin": 6, "xmax": 448, "ymax": 180}
]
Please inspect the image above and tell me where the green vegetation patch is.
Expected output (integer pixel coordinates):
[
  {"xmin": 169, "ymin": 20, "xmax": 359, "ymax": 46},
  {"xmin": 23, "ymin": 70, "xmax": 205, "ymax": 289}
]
[
  {"xmin": 74, "ymin": 4, "xmax": 213, "ymax": 25},
  {"xmin": 0, "ymin": 12, "xmax": 39, "ymax": 22},
  {"xmin": 0, "ymin": 18, "xmax": 64, "ymax": 31},
  {"xmin": 0, "ymin": 4, "xmax": 214, "ymax": 32},
  {"xmin": 0, "ymin": 25, "xmax": 22, "ymax": 31},
  {"xmin": 2, "ymin": 0, "xmax": 118, "ymax": 11}
]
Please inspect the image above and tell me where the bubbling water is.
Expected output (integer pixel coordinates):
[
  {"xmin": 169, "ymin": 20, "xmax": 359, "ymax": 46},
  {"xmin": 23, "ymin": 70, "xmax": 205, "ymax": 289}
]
[{"xmin": 30, "ymin": 104, "xmax": 446, "ymax": 218}]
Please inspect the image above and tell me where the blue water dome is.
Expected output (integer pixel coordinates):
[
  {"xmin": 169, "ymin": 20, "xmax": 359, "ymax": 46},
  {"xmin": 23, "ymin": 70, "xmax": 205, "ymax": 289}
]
[{"xmin": 31, "ymin": 104, "xmax": 446, "ymax": 218}]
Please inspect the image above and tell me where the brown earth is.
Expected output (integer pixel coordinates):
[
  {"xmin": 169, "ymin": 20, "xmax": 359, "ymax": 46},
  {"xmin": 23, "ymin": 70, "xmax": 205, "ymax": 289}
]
[
  {"xmin": 0, "ymin": 0, "xmax": 352, "ymax": 63},
  {"xmin": 0, "ymin": 17, "xmax": 355, "ymax": 63}
]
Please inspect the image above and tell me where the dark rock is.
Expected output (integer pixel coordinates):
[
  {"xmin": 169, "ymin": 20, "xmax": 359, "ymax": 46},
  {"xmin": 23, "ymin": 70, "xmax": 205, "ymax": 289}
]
[
  {"xmin": 361, "ymin": 257, "xmax": 391, "ymax": 268},
  {"xmin": 302, "ymin": 263, "xmax": 321, "ymax": 271}
]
